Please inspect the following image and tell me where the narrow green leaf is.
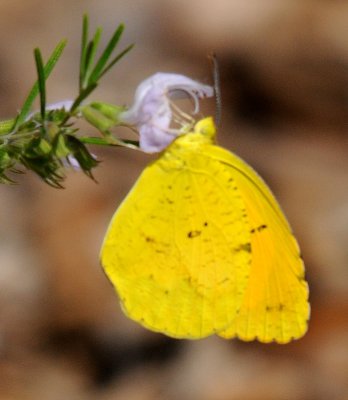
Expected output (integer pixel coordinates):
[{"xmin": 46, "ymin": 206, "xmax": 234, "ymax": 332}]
[
  {"xmin": 34, "ymin": 48, "xmax": 46, "ymax": 120},
  {"xmin": 79, "ymin": 14, "xmax": 89, "ymax": 90},
  {"xmin": 88, "ymin": 24, "xmax": 124, "ymax": 84},
  {"xmin": 14, "ymin": 39, "xmax": 67, "ymax": 129},
  {"xmin": 82, "ymin": 27, "xmax": 102, "ymax": 88},
  {"xmin": 99, "ymin": 43, "xmax": 134, "ymax": 79}
]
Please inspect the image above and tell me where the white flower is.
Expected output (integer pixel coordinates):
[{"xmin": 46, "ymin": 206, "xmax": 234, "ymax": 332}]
[
  {"xmin": 45, "ymin": 100, "xmax": 74, "ymax": 112},
  {"xmin": 119, "ymin": 73, "xmax": 214, "ymax": 153}
]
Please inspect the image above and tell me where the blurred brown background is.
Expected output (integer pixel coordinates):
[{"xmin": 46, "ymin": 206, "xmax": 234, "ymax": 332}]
[{"xmin": 1, "ymin": 1, "xmax": 348, "ymax": 399}]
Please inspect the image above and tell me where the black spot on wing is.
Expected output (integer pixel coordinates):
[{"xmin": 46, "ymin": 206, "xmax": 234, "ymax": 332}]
[
  {"xmin": 265, "ymin": 303, "xmax": 285, "ymax": 312},
  {"xmin": 187, "ymin": 230, "xmax": 202, "ymax": 238},
  {"xmin": 250, "ymin": 224, "xmax": 268, "ymax": 234},
  {"xmin": 233, "ymin": 242, "xmax": 252, "ymax": 253}
]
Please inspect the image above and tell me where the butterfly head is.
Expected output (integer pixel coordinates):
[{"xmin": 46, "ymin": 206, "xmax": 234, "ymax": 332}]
[
  {"xmin": 193, "ymin": 117, "xmax": 217, "ymax": 140},
  {"xmin": 167, "ymin": 117, "xmax": 217, "ymax": 152}
]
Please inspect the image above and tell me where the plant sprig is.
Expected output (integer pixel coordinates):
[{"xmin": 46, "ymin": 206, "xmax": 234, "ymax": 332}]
[
  {"xmin": 74, "ymin": 14, "xmax": 133, "ymax": 113},
  {"xmin": 0, "ymin": 14, "xmax": 136, "ymax": 187},
  {"xmin": 14, "ymin": 39, "xmax": 67, "ymax": 131}
]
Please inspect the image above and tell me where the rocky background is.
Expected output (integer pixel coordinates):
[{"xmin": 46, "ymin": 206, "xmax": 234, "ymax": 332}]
[{"xmin": 1, "ymin": 1, "xmax": 348, "ymax": 399}]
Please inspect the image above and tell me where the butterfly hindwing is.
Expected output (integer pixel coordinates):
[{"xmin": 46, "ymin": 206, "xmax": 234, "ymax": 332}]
[{"xmin": 101, "ymin": 138, "xmax": 253, "ymax": 339}]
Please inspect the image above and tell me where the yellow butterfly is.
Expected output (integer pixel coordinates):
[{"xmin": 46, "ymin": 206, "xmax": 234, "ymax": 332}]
[{"xmin": 101, "ymin": 117, "xmax": 309, "ymax": 343}]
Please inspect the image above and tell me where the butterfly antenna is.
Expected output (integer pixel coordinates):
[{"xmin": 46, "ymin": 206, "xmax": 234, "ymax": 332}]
[{"xmin": 209, "ymin": 53, "xmax": 222, "ymax": 126}]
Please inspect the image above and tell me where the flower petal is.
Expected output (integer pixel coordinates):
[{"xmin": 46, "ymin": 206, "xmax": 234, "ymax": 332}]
[{"xmin": 119, "ymin": 73, "xmax": 213, "ymax": 153}]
